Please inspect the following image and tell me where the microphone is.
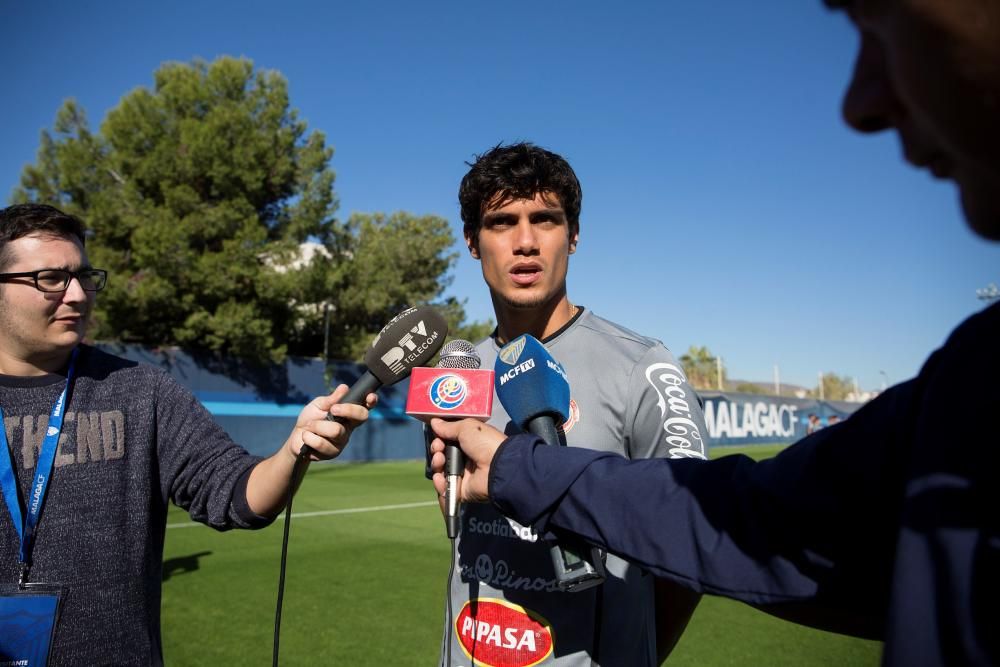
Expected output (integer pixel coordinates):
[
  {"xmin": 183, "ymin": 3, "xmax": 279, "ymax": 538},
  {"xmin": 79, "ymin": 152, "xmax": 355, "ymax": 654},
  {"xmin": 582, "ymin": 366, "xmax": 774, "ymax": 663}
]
[
  {"xmin": 303, "ymin": 305, "xmax": 447, "ymax": 458},
  {"xmin": 328, "ymin": 305, "xmax": 448, "ymax": 416},
  {"xmin": 494, "ymin": 334, "xmax": 607, "ymax": 592},
  {"xmin": 406, "ymin": 340, "xmax": 494, "ymax": 537}
]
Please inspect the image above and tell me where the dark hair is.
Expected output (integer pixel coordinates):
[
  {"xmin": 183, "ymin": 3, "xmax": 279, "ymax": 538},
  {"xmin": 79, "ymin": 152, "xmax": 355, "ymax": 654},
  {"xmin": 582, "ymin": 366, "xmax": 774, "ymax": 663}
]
[
  {"xmin": 0, "ymin": 203, "xmax": 86, "ymax": 271},
  {"xmin": 459, "ymin": 142, "xmax": 582, "ymax": 246}
]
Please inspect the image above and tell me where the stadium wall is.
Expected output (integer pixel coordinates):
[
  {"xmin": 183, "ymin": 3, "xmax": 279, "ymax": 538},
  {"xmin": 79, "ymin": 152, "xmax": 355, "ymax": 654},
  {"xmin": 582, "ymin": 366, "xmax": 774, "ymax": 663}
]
[
  {"xmin": 699, "ymin": 391, "xmax": 862, "ymax": 446},
  {"xmin": 97, "ymin": 344, "xmax": 864, "ymax": 457},
  {"xmin": 96, "ymin": 343, "xmax": 424, "ymax": 460}
]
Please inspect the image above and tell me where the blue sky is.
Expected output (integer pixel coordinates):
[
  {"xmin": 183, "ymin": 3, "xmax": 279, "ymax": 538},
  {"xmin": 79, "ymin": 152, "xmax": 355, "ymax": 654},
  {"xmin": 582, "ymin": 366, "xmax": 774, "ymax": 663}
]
[{"xmin": 2, "ymin": 1, "xmax": 997, "ymax": 391}]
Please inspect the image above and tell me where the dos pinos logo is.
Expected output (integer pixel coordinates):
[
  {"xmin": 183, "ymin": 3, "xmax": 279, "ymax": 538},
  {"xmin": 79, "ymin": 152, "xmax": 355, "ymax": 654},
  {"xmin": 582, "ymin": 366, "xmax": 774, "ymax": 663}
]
[
  {"xmin": 455, "ymin": 599, "xmax": 554, "ymax": 667},
  {"xmin": 430, "ymin": 374, "xmax": 468, "ymax": 410}
]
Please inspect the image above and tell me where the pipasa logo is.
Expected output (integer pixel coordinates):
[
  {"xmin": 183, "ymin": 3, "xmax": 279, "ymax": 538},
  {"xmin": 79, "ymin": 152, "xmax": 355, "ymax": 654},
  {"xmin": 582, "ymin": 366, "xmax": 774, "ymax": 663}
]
[
  {"xmin": 456, "ymin": 599, "xmax": 554, "ymax": 667},
  {"xmin": 430, "ymin": 374, "xmax": 468, "ymax": 410}
]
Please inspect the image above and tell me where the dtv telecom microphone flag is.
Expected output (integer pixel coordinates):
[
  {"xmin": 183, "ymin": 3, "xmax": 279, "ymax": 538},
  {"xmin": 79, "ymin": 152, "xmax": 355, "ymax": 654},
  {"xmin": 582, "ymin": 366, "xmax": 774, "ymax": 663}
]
[
  {"xmin": 494, "ymin": 334, "xmax": 607, "ymax": 592},
  {"xmin": 406, "ymin": 340, "xmax": 494, "ymax": 538},
  {"xmin": 329, "ymin": 305, "xmax": 447, "ymax": 413},
  {"xmin": 302, "ymin": 305, "xmax": 448, "ymax": 456}
]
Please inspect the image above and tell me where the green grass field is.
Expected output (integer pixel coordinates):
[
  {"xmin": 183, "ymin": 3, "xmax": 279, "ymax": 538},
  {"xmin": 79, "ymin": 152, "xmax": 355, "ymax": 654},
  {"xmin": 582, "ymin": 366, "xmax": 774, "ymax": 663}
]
[{"xmin": 161, "ymin": 445, "xmax": 882, "ymax": 665}]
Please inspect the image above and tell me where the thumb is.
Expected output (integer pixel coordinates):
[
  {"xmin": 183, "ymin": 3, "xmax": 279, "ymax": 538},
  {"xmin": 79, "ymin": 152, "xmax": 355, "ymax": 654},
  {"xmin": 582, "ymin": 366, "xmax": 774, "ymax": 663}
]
[{"xmin": 429, "ymin": 417, "xmax": 463, "ymax": 441}]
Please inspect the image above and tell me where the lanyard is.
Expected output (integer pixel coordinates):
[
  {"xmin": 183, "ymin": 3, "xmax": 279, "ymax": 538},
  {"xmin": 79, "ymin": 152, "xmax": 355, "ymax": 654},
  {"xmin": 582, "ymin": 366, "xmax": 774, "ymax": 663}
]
[{"xmin": 0, "ymin": 348, "xmax": 78, "ymax": 586}]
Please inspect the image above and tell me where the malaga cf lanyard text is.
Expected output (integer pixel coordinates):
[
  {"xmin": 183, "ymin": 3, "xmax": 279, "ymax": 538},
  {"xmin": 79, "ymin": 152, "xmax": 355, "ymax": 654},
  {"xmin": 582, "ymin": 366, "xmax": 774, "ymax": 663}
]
[{"xmin": 0, "ymin": 348, "xmax": 78, "ymax": 587}]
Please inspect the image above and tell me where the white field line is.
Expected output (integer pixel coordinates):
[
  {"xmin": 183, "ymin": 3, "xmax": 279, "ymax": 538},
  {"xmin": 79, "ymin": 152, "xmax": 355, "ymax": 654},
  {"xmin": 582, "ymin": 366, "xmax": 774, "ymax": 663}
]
[{"xmin": 165, "ymin": 500, "xmax": 438, "ymax": 529}]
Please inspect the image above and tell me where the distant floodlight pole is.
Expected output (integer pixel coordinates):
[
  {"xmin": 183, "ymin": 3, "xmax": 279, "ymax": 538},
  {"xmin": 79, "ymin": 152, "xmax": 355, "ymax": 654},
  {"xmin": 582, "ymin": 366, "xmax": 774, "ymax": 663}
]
[
  {"xmin": 773, "ymin": 364, "xmax": 780, "ymax": 395},
  {"xmin": 716, "ymin": 356, "xmax": 723, "ymax": 390},
  {"xmin": 818, "ymin": 371, "xmax": 825, "ymax": 401},
  {"xmin": 977, "ymin": 283, "xmax": 1000, "ymax": 302},
  {"xmin": 879, "ymin": 370, "xmax": 889, "ymax": 391},
  {"xmin": 323, "ymin": 303, "xmax": 331, "ymax": 362}
]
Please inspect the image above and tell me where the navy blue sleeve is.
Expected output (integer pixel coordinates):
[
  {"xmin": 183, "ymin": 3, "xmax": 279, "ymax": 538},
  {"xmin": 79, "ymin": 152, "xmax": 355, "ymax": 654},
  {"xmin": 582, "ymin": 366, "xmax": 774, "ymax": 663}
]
[{"xmin": 491, "ymin": 382, "xmax": 914, "ymax": 614}]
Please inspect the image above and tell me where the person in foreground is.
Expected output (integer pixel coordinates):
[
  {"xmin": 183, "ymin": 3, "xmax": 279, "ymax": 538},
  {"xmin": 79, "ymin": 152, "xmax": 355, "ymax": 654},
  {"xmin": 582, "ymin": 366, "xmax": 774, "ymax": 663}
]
[
  {"xmin": 430, "ymin": 1, "xmax": 1000, "ymax": 664},
  {"xmin": 0, "ymin": 203, "xmax": 373, "ymax": 664}
]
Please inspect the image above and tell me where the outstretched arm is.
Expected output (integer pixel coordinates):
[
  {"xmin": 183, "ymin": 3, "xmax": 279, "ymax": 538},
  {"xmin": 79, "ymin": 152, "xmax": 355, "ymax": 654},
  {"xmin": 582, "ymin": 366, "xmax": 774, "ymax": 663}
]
[{"xmin": 246, "ymin": 383, "xmax": 375, "ymax": 517}]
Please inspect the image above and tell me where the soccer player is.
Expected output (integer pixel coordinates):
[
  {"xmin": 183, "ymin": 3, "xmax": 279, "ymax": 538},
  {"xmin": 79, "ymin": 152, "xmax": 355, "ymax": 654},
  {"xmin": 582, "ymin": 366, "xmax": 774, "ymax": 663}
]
[
  {"xmin": 436, "ymin": 143, "xmax": 707, "ymax": 666},
  {"xmin": 429, "ymin": 1, "xmax": 1000, "ymax": 664}
]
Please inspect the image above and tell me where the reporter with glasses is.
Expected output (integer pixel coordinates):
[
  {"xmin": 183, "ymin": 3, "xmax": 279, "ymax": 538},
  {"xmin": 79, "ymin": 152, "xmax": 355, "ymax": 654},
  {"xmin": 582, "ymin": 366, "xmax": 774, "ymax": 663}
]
[{"xmin": 0, "ymin": 203, "xmax": 373, "ymax": 665}]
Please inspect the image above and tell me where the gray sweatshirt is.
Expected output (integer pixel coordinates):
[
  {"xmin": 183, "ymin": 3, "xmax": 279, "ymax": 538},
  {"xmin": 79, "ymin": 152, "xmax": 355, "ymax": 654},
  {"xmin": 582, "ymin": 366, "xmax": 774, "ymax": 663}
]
[{"xmin": 0, "ymin": 345, "xmax": 271, "ymax": 665}]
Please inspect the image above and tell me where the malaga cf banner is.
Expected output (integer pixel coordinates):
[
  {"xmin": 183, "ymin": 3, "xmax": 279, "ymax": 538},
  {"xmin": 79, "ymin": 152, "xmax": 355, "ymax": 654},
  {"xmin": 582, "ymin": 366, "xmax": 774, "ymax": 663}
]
[{"xmin": 699, "ymin": 391, "xmax": 861, "ymax": 447}]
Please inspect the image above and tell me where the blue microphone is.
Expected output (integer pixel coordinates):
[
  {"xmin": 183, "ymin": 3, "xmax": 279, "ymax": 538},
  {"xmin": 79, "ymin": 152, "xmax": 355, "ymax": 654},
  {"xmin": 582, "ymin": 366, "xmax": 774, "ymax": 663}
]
[
  {"xmin": 494, "ymin": 334, "xmax": 607, "ymax": 592},
  {"xmin": 494, "ymin": 333, "xmax": 571, "ymax": 446}
]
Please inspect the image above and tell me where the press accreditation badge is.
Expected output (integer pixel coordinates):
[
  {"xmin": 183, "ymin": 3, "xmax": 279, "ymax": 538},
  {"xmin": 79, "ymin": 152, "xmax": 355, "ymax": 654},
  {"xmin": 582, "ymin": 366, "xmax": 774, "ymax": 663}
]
[{"xmin": 0, "ymin": 583, "xmax": 64, "ymax": 666}]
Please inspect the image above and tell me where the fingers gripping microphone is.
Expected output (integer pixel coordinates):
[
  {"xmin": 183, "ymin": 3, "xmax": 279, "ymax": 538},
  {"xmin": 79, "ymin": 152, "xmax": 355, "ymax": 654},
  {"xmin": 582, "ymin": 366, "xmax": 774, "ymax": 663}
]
[
  {"xmin": 494, "ymin": 334, "xmax": 607, "ymax": 592},
  {"xmin": 406, "ymin": 340, "xmax": 494, "ymax": 538}
]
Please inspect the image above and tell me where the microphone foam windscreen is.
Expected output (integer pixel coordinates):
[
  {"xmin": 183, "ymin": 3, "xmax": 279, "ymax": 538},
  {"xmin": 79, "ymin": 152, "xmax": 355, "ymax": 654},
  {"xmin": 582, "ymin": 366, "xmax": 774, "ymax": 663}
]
[
  {"xmin": 494, "ymin": 334, "xmax": 571, "ymax": 428},
  {"xmin": 364, "ymin": 305, "xmax": 448, "ymax": 384}
]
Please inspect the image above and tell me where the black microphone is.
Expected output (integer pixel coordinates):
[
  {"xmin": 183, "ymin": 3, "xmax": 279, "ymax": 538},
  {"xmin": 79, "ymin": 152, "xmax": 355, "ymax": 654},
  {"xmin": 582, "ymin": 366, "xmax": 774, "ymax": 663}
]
[
  {"xmin": 441, "ymin": 340, "xmax": 487, "ymax": 539},
  {"xmin": 303, "ymin": 305, "xmax": 448, "ymax": 457},
  {"xmin": 329, "ymin": 305, "xmax": 447, "ymax": 416}
]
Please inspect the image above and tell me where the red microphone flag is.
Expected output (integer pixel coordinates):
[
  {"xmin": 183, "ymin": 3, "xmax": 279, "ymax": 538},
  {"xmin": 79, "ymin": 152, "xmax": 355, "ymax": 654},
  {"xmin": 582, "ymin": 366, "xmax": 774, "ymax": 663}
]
[{"xmin": 405, "ymin": 367, "xmax": 494, "ymax": 421}]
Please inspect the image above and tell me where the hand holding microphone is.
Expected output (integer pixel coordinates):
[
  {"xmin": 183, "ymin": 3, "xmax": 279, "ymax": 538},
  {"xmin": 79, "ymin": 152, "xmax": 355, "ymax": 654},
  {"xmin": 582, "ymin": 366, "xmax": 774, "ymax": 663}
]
[
  {"xmin": 493, "ymin": 334, "xmax": 607, "ymax": 592},
  {"xmin": 300, "ymin": 305, "xmax": 448, "ymax": 460},
  {"xmin": 291, "ymin": 383, "xmax": 378, "ymax": 462},
  {"xmin": 406, "ymin": 340, "xmax": 494, "ymax": 537},
  {"xmin": 427, "ymin": 418, "xmax": 506, "ymax": 503}
]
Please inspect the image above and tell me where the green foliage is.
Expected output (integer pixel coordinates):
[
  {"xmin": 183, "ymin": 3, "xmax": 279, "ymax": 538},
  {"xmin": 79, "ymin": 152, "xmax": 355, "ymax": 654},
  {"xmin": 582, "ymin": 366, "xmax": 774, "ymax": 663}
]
[
  {"xmin": 813, "ymin": 372, "xmax": 855, "ymax": 401},
  {"xmin": 13, "ymin": 56, "xmax": 486, "ymax": 362},
  {"xmin": 679, "ymin": 345, "xmax": 726, "ymax": 390},
  {"xmin": 734, "ymin": 381, "xmax": 768, "ymax": 395},
  {"xmin": 327, "ymin": 211, "xmax": 474, "ymax": 360}
]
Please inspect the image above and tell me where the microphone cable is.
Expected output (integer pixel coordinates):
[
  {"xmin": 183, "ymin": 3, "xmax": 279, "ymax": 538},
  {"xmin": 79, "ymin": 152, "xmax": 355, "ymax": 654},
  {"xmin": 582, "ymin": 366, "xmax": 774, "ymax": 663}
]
[
  {"xmin": 445, "ymin": 536, "xmax": 456, "ymax": 666},
  {"xmin": 272, "ymin": 448, "xmax": 312, "ymax": 667}
]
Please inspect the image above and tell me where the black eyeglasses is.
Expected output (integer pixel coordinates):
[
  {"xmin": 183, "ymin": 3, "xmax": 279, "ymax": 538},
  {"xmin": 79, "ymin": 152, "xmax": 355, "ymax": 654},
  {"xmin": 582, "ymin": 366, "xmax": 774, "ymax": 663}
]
[{"xmin": 0, "ymin": 268, "xmax": 108, "ymax": 292}]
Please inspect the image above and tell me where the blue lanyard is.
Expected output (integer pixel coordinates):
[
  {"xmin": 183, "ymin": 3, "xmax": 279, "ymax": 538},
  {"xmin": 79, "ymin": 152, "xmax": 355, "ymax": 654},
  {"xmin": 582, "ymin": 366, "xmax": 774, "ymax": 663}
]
[{"xmin": 0, "ymin": 348, "xmax": 78, "ymax": 586}]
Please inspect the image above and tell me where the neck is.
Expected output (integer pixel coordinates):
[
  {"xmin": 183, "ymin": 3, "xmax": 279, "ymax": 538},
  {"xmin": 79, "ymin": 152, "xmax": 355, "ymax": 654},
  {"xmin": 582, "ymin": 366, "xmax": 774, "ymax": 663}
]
[
  {"xmin": 494, "ymin": 293, "xmax": 577, "ymax": 345},
  {"xmin": 0, "ymin": 347, "xmax": 75, "ymax": 377}
]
